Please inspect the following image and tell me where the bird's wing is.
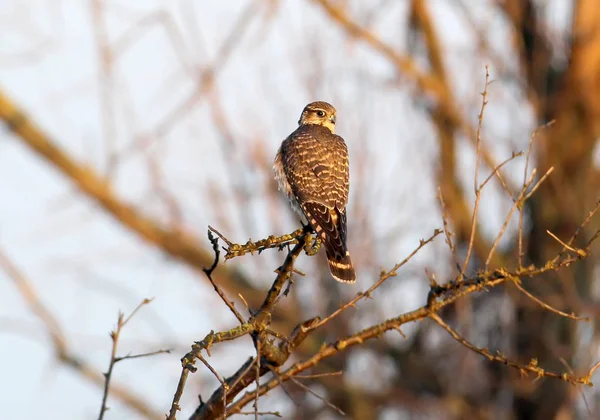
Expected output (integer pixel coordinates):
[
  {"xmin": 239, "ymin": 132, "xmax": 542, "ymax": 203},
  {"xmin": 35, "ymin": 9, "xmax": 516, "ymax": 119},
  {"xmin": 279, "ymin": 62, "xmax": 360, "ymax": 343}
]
[
  {"xmin": 301, "ymin": 202, "xmax": 347, "ymax": 258},
  {"xmin": 281, "ymin": 125, "xmax": 349, "ymax": 210}
]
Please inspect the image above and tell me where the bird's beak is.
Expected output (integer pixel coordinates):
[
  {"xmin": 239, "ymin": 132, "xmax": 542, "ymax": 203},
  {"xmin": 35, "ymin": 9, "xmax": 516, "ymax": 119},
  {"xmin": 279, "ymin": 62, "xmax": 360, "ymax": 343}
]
[{"xmin": 330, "ymin": 115, "xmax": 336, "ymax": 124}]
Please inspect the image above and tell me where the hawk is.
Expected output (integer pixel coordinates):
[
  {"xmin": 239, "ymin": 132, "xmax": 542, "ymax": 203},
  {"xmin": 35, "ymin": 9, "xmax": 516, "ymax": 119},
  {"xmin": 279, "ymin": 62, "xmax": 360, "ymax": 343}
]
[{"xmin": 274, "ymin": 101, "xmax": 356, "ymax": 283}]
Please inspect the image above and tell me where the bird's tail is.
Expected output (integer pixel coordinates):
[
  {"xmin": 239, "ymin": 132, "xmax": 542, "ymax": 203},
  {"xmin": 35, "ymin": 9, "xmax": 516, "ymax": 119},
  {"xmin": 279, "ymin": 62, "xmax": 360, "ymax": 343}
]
[{"xmin": 326, "ymin": 249, "xmax": 356, "ymax": 283}]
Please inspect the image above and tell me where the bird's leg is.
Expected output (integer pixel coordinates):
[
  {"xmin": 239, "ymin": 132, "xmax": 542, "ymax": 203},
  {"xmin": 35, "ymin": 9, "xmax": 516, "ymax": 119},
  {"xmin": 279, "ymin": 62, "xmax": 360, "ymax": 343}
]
[
  {"xmin": 301, "ymin": 220, "xmax": 314, "ymax": 234},
  {"xmin": 300, "ymin": 220, "xmax": 319, "ymax": 252},
  {"xmin": 304, "ymin": 238, "xmax": 321, "ymax": 256}
]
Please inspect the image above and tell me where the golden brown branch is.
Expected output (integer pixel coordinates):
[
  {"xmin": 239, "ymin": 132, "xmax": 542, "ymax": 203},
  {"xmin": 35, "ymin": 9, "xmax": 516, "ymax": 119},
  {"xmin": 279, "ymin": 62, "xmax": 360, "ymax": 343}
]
[
  {"xmin": 429, "ymin": 313, "xmax": 593, "ymax": 385},
  {"xmin": 209, "ymin": 225, "xmax": 308, "ymax": 260},
  {"xmin": 226, "ymin": 245, "xmax": 599, "ymax": 416},
  {"xmin": 0, "ymin": 88, "xmax": 263, "ymax": 309},
  {"xmin": 169, "ymin": 232, "xmax": 314, "ymax": 420}
]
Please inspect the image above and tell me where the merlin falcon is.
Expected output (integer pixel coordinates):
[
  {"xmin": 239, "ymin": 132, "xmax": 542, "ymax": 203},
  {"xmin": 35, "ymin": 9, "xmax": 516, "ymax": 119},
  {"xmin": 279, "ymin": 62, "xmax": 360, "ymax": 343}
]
[{"xmin": 274, "ymin": 101, "xmax": 356, "ymax": 283}]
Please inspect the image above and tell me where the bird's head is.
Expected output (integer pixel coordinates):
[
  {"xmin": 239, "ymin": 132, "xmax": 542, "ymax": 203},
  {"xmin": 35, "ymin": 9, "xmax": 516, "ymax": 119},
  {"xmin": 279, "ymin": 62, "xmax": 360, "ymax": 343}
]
[{"xmin": 298, "ymin": 101, "xmax": 337, "ymax": 133}]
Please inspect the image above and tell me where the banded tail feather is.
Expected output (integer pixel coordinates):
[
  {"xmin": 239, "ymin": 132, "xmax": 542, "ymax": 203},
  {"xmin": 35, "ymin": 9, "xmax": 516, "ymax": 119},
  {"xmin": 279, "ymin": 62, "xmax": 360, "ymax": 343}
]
[
  {"xmin": 301, "ymin": 202, "xmax": 357, "ymax": 283},
  {"xmin": 326, "ymin": 249, "xmax": 356, "ymax": 283}
]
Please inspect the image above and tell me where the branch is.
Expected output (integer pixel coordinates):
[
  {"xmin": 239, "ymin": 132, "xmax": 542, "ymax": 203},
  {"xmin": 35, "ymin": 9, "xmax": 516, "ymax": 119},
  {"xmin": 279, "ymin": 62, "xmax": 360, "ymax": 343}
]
[
  {"xmin": 99, "ymin": 299, "xmax": 170, "ymax": 419},
  {"xmin": 168, "ymin": 230, "xmax": 315, "ymax": 420},
  {"xmin": 0, "ymin": 88, "xmax": 263, "ymax": 310},
  {"xmin": 166, "ymin": 182, "xmax": 600, "ymax": 418},
  {"xmin": 429, "ymin": 313, "xmax": 591, "ymax": 385},
  {"xmin": 0, "ymin": 249, "xmax": 163, "ymax": 420},
  {"xmin": 204, "ymin": 229, "xmax": 246, "ymax": 324},
  {"xmin": 312, "ymin": 0, "xmax": 504, "ymax": 184},
  {"xmin": 311, "ymin": 228, "xmax": 442, "ymax": 330},
  {"xmin": 226, "ymin": 244, "xmax": 598, "ymax": 416},
  {"xmin": 208, "ymin": 225, "xmax": 309, "ymax": 261},
  {"xmin": 180, "ymin": 166, "xmax": 600, "ymax": 418}
]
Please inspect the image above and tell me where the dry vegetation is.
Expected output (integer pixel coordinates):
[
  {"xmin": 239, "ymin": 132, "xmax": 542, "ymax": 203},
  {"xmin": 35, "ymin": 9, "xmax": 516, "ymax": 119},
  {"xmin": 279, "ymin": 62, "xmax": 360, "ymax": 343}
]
[{"xmin": 1, "ymin": 1, "xmax": 600, "ymax": 419}]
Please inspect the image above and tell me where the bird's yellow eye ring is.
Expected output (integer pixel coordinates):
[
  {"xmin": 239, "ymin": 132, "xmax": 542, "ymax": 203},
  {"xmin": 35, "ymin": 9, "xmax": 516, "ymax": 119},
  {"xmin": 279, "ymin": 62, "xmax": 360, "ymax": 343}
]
[{"xmin": 316, "ymin": 110, "xmax": 326, "ymax": 117}]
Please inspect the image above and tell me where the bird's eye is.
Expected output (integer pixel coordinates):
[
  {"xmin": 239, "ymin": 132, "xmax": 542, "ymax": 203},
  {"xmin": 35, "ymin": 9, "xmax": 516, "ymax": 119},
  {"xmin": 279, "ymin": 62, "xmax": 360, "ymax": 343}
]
[{"xmin": 316, "ymin": 110, "xmax": 326, "ymax": 117}]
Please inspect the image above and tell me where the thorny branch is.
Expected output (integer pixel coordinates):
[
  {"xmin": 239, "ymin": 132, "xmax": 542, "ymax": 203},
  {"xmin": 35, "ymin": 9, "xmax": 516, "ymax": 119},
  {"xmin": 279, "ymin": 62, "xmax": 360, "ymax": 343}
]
[
  {"xmin": 225, "ymin": 236, "xmax": 599, "ymax": 416},
  {"xmin": 208, "ymin": 225, "xmax": 320, "ymax": 261},
  {"xmin": 204, "ymin": 230, "xmax": 246, "ymax": 325},
  {"xmin": 3, "ymin": 66, "xmax": 597, "ymax": 416},
  {"xmin": 166, "ymin": 181, "xmax": 600, "ymax": 419},
  {"xmin": 167, "ymin": 228, "xmax": 317, "ymax": 419},
  {"xmin": 5, "ymin": 58, "xmax": 590, "ymax": 417},
  {"xmin": 168, "ymin": 120, "xmax": 600, "ymax": 418}
]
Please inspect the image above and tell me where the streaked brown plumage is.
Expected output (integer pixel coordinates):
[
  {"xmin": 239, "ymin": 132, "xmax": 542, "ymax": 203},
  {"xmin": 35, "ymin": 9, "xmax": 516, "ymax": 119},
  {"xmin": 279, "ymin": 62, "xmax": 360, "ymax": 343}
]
[{"xmin": 274, "ymin": 101, "xmax": 356, "ymax": 283}]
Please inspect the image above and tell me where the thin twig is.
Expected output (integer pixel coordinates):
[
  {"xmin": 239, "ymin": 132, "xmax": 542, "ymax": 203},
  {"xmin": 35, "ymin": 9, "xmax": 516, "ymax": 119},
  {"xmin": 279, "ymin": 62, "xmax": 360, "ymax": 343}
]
[
  {"xmin": 518, "ymin": 120, "xmax": 556, "ymax": 268},
  {"xmin": 204, "ymin": 229, "xmax": 245, "ymax": 324},
  {"xmin": 197, "ymin": 354, "xmax": 228, "ymax": 420},
  {"xmin": 311, "ymin": 229, "xmax": 442, "ymax": 330},
  {"xmin": 473, "ymin": 66, "xmax": 489, "ymax": 193},
  {"xmin": 511, "ymin": 280, "xmax": 589, "ymax": 321},
  {"xmin": 224, "ymin": 239, "xmax": 600, "ymax": 416},
  {"xmin": 237, "ymin": 411, "xmax": 281, "ymax": 417},
  {"xmin": 546, "ymin": 230, "xmax": 587, "ymax": 258},
  {"xmin": 254, "ymin": 340, "xmax": 261, "ymax": 420},
  {"xmin": 485, "ymin": 169, "xmax": 538, "ymax": 269},
  {"xmin": 289, "ymin": 376, "xmax": 345, "ymax": 415},
  {"xmin": 293, "ymin": 371, "xmax": 343, "ymax": 379},
  {"xmin": 438, "ymin": 187, "xmax": 461, "ymax": 273},
  {"xmin": 208, "ymin": 225, "xmax": 233, "ymax": 247},
  {"xmin": 461, "ymin": 66, "xmax": 490, "ymax": 278},
  {"xmin": 429, "ymin": 313, "xmax": 591, "ymax": 385},
  {"xmin": 209, "ymin": 225, "xmax": 306, "ymax": 260},
  {"xmin": 99, "ymin": 298, "xmax": 155, "ymax": 420},
  {"xmin": 114, "ymin": 349, "xmax": 171, "ymax": 363},
  {"xmin": 523, "ymin": 167, "xmax": 554, "ymax": 200},
  {"xmin": 265, "ymin": 365, "xmax": 300, "ymax": 407}
]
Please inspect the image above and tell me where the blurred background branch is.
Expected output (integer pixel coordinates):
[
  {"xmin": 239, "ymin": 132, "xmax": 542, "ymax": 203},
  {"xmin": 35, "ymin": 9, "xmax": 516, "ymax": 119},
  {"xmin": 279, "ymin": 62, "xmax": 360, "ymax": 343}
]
[{"xmin": 1, "ymin": 1, "xmax": 600, "ymax": 419}]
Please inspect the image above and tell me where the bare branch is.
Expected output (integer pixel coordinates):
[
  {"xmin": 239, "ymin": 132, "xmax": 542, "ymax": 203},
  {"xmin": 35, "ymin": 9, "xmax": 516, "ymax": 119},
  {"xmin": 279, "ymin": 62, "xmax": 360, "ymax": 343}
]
[
  {"xmin": 311, "ymin": 229, "xmax": 442, "ymax": 330},
  {"xmin": 460, "ymin": 66, "xmax": 491, "ymax": 278},
  {"xmin": 99, "ymin": 298, "xmax": 160, "ymax": 419},
  {"xmin": 289, "ymin": 376, "xmax": 345, "ymax": 416},
  {"xmin": 0, "ymin": 249, "xmax": 163, "ymax": 419},
  {"xmin": 429, "ymin": 313, "xmax": 591, "ymax": 385},
  {"xmin": 511, "ymin": 279, "xmax": 589, "ymax": 322},
  {"xmin": 226, "ymin": 244, "xmax": 599, "ymax": 416},
  {"xmin": 0, "ymin": 88, "xmax": 264, "ymax": 309},
  {"xmin": 204, "ymin": 229, "xmax": 246, "ymax": 324}
]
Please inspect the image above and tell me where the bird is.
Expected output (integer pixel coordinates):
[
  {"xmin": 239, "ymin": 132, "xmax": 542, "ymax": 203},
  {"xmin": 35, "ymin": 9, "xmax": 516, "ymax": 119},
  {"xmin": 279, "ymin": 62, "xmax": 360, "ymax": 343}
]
[{"xmin": 273, "ymin": 101, "xmax": 356, "ymax": 283}]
